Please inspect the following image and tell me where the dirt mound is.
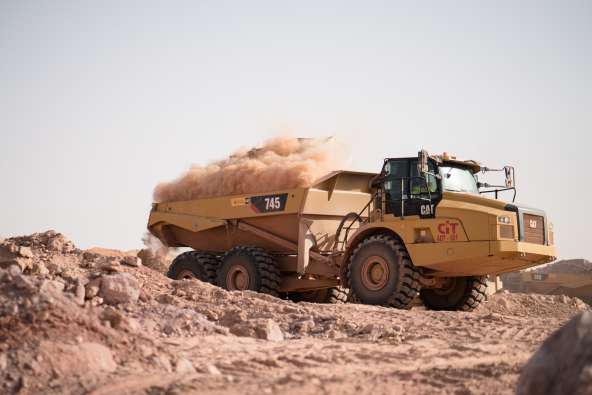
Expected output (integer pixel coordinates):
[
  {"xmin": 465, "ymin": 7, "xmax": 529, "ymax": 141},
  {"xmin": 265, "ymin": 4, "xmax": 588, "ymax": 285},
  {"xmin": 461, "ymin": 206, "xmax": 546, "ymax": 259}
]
[
  {"xmin": 1, "ymin": 231, "xmax": 590, "ymax": 395},
  {"xmin": 85, "ymin": 247, "xmax": 139, "ymax": 258},
  {"xmin": 536, "ymin": 259, "xmax": 592, "ymax": 274},
  {"xmin": 479, "ymin": 292, "xmax": 588, "ymax": 319}
]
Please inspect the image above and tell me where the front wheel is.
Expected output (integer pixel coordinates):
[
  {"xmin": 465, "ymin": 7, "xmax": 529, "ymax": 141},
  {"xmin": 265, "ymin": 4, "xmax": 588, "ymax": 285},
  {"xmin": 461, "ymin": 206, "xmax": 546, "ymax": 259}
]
[
  {"xmin": 347, "ymin": 234, "xmax": 420, "ymax": 309},
  {"xmin": 420, "ymin": 276, "xmax": 487, "ymax": 311}
]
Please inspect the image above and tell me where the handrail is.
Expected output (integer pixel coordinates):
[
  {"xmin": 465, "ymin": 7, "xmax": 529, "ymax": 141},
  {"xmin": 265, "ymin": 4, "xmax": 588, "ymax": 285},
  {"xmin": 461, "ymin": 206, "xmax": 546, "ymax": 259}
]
[{"xmin": 334, "ymin": 174, "xmax": 435, "ymax": 251}]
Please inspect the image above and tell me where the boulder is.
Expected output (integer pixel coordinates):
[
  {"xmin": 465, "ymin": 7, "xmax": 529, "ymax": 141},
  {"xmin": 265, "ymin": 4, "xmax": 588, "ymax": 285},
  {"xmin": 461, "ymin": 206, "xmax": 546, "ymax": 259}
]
[
  {"xmin": 85, "ymin": 277, "xmax": 102, "ymax": 299},
  {"xmin": 40, "ymin": 341, "xmax": 116, "ymax": 376},
  {"xmin": 121, "ymin": 255, "xmax": 142, "ymax": 267},
  {"xmin": 517, "ymin": 311, "xmax": 592, "ymax": 395},
  {"xmin": 175, "ymin": 358, "xmax": 196, "ymax": 374},
  {"xmin": 256, "ymin": 319, "xmax": 284, "ymax": 341},
  {"xmin": 230, "ymin": 318, "xmax": 284, "ymax": 341},
  {"xmin": 0, "ymin": 244, "xmax": 32, "ymax": 272},
  {"xmin": 99, "ymin": 273, "xmax": 140, "ymax": 305}
]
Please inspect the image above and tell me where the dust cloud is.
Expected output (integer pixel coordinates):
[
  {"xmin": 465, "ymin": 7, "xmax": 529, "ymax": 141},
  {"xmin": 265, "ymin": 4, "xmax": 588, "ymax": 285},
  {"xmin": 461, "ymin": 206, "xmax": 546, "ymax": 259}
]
[
  {"xmin": 153, "ymin": 136, "xmax": 350, "ymax": 203},
  {"xmin": 138, "ymin": 233, "xmax": 173, "ymax": 273}
]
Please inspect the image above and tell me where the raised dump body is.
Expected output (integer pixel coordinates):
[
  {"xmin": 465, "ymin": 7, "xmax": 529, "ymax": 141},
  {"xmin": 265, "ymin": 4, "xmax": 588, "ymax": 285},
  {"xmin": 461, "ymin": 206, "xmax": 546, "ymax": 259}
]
[
  {"xmin": 149, "ymin": 170, "xmax": 375, "ymax": 255},
  {"xmin": 148, "ymin": 150, "xmax": 556, "ymax": 311}
]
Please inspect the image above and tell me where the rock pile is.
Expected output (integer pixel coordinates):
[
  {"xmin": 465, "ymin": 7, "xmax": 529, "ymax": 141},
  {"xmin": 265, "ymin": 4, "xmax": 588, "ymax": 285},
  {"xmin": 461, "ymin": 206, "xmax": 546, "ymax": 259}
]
[
  {"xmin": 0, "ymin": 230, "xmax": 590, "ymax": 395},
  {"xmin": 518, "ymin": 311, "xmax": 592, "ymax": 395},
  {"xmin": 480, "ymin": 292, "xmax": 588, "ymax": 318}
]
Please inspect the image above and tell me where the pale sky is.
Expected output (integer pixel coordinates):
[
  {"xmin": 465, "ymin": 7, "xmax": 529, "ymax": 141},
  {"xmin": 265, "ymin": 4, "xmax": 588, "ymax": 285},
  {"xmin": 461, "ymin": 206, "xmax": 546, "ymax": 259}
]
[{"xmin": 1, "ymin": 1, "xmax": 590, "ymax": 260}]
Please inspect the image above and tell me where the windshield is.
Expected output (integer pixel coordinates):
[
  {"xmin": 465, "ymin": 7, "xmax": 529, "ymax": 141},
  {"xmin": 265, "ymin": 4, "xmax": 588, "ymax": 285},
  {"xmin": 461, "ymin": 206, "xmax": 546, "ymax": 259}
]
[{"xmin": 439, "ymin": 166, "xmax": 479, "ymax": 194}]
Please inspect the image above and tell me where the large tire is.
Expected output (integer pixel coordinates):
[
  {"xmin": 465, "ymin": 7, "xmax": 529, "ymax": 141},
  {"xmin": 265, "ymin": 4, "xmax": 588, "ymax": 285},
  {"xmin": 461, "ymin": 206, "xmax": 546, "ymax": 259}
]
[
  {"xmin": 167, "ymin": 251, "xmax": 219, "ymax": 283},
  {"xmin": 347, "ymin": 234, "xmax": 420, "ymax": 309},
  {"xmin": 217, "ymin": 246, "xmax": 280, "ymax": 297},
  {"xmin": 420, "ymin": 276, "xmax": 487, "ymax": 311},
  {"xmin": 289, "ymin": 286, "xmax": 349, "ymax": 304}
]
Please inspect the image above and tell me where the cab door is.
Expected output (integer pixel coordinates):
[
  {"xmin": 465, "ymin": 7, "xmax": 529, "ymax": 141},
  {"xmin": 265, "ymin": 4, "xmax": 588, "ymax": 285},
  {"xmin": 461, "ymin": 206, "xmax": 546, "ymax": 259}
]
[{"xmin": 384, "ymin": 159, "xmax": 440, "ymax": 218}]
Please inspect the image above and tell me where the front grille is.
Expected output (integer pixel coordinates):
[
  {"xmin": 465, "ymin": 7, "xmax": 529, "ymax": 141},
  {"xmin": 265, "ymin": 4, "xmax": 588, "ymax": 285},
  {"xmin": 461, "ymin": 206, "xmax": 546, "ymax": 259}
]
[
  {"xmin": 523, "ymin": 214, "xmax": 545, "ymax": 244},
  {"xmin": 499, "ymin": 224, "xmax": 514, "ymax": 239}
]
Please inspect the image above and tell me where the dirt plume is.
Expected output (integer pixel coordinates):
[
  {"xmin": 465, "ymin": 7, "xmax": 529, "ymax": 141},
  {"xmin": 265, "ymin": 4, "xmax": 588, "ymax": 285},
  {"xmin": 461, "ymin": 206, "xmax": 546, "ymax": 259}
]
[
  {"xmin": 138, "ymin": 233, "xmax": 173, "ymax": 273},
  {"xmin": 153, "ymin": 136, "xmax": 349, "ymax": 203}
]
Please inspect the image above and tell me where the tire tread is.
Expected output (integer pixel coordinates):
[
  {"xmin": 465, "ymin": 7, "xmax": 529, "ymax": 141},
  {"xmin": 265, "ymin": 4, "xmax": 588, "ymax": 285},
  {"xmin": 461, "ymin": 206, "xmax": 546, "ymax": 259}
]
[{"xmin": 346, "ymin": 234, "xmax": 420, "ymax": 309}]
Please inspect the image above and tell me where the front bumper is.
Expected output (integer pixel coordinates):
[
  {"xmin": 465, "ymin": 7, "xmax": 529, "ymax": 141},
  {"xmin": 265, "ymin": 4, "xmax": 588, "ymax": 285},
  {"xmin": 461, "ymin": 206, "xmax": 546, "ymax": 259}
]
[
  {"xmin": 488, "ymin": 240, "xmax": 556, "ymax": 272},
  {"xmin": 409, "ymin": 240, "xmax": 556, "ymax": 277}
]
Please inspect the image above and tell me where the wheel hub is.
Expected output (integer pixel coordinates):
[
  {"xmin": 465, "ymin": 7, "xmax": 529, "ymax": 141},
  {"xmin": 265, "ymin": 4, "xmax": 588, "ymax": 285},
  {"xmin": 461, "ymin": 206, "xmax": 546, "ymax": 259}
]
[
  {"xmin": 226, "ymin": 265, "xmax": 250, "ymax": 290},
  {"xmin": 360, "ymin": 255, "xmax": 389, "ymax": 291}
]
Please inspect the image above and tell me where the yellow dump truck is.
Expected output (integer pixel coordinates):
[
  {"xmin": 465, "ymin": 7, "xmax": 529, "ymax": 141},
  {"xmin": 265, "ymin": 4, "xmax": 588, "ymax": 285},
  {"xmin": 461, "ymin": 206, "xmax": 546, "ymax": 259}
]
[{"xmin": 148, "ymin": 150, "xmax": 556, "ymax": 310}]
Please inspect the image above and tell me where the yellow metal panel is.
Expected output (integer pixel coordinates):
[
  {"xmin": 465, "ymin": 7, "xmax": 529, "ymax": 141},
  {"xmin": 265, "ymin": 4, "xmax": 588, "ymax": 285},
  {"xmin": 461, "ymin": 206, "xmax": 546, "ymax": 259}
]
[
  {"xmin": 156, "ymin": 187, "xmax": 306, "ymax": 220},
  {"xmin": 492, "ymin": 241, "xmax": 556, "ymax": 258},
  {"xmin": 302, "ymin": 189, "xmax": 372, "ymax": 216},
  {"xmin": 379, "ymin": 215, "xmax": 469, "ymax": 243},
  {"xmin": 407, "ymin": 241, "xmax": 490, "ymax": 270},
  {"xmin": 148, "ymin": 211, "xmax": 224, "ymax": 233}
]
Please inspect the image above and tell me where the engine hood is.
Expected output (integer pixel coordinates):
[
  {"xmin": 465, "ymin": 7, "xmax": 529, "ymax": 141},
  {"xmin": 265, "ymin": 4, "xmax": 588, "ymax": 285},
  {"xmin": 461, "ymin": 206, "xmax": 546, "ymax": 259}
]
[{"xmin": 441, "ymin": 191, "xmax": 509, "ymax": 211}]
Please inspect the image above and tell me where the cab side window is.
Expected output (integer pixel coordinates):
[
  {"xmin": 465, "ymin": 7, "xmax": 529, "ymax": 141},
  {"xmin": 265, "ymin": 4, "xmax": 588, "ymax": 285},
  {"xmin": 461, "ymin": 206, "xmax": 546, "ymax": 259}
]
[{"xmin": 410, "ymin": 159, "xmax": 438, "ymax": 196}]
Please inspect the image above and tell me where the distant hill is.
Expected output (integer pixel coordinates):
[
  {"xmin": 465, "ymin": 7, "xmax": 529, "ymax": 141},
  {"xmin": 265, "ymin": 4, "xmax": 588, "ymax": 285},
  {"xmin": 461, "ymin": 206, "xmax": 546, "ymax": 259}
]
[{"xmin": 535, "ymin": 259, "xmax": 592, "ymax": 274}]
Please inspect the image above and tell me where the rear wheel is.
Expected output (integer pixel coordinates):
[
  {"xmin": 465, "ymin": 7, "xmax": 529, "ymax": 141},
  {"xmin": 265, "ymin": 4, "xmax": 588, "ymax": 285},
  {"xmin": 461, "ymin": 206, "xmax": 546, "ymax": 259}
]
[
  {"xmin": 167, "ymin": 251, "xmax": 219, "ymax": 283},
  {"xmin": 420, "ymin": 276, "xmax": 487, "ymax": 311},
  {"xmin": 289, "ymin": 286, "xmax": 348, "ymax": 304},
  {"xmin": 217, "ymin": 246, "xmax": 280, "ymax": 296},
  {"xmin": 347, "ymin": 234, "xmax": 420, "ymax": 309}
]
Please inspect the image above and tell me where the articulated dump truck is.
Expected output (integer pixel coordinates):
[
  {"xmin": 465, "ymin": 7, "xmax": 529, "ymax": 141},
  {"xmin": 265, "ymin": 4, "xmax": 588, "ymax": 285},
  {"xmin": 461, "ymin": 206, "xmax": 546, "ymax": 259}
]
[{"xmin": 148, "ymin": 150, "xmax": 556, "ymax": 311}]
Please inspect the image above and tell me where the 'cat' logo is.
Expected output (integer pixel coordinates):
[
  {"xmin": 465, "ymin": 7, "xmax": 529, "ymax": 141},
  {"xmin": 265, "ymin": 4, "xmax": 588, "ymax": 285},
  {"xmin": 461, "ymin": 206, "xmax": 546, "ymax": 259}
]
[
  {"xmin": 437, "ymin": 220, "xmax": 459, "ymax": 242},
  {"xmin": 420, "ymin": 204, "xmax": 435, "ymax": 216}
]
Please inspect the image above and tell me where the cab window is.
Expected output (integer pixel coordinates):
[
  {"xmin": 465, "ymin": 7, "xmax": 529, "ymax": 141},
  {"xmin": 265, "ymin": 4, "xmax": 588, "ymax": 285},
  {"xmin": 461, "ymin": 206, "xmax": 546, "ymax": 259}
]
[
  {"xmin": 410, "ymin": 159, "xmax": 438, "ymax": 196},
  {"xmin": 384, "ymin": 160, "xmax": 409, "ymax": 200}
]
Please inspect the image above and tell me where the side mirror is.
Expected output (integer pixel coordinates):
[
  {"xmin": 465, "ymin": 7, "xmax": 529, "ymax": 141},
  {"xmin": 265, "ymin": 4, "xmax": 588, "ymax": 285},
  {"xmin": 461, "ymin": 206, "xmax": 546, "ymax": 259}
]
[
  {"xmin": 504, "ymin": 166, "xmax": 514, "ymax": 188},
  {"xmin": 418, "ymin": 149, "xmax": 429, "ymax": 174}
]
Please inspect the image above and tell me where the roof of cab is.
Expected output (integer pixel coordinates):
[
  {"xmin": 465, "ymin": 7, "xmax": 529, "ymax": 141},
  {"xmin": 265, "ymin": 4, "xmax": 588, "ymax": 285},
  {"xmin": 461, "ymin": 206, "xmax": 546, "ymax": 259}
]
[{"xmin": 432, "ymin": 153, "xmax": 482, "ymax": 173}]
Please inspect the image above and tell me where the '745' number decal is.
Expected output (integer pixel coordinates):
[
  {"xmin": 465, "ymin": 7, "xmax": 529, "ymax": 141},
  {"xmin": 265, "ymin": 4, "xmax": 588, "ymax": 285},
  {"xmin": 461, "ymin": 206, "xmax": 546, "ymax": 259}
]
[{"xmin": 249, "ymin": 193, "xmax": 288, "ymax": 213}]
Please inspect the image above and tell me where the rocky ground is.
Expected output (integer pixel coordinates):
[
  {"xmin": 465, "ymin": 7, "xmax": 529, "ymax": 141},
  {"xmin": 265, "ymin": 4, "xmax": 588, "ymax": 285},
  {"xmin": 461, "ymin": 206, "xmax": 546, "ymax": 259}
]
[{"xmin": 0, "ymin": 231, "xmax": 589, "ymax": 395}]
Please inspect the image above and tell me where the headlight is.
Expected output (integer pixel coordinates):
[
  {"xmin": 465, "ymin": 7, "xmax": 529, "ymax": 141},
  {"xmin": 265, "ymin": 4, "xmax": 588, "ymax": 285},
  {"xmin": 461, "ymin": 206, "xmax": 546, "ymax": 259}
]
[{"xmin": 498, "ymin": 215, "xmax": 511, "ymax": 224}]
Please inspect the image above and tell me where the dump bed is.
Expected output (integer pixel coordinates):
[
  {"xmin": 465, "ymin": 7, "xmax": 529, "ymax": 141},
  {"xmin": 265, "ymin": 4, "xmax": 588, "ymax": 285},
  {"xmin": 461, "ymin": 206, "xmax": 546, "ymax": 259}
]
[{"xmin": 148, "ymin": 170, "xmax": 377, "ymax": 255}]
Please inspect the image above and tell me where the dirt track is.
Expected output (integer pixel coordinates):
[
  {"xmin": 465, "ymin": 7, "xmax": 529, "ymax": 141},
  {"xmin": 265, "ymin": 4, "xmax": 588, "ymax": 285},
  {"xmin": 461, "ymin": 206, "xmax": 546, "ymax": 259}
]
[{"xmin": 0, "ymin": 231, "xmax": 588, "ymax": 395}]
